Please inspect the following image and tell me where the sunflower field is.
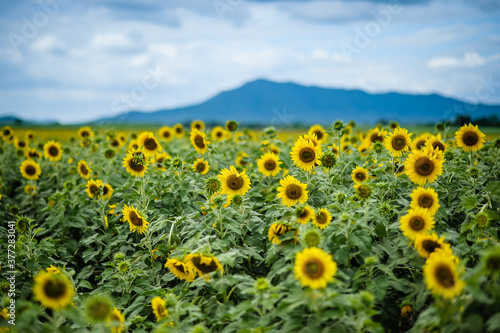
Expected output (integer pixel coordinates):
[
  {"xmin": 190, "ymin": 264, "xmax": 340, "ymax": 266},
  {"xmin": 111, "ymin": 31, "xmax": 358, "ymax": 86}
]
[{"xmin": 0, "ymin": 120, "xmax": 499, "ymax": 333}]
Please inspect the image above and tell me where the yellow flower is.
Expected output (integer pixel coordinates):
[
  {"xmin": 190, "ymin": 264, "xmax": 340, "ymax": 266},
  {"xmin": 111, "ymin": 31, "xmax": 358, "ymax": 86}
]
[
  {"xmin": 173, "ymin": 123, "xmax": 184, "ymax": 138},
  {"xmin": 367, "ymin": 128, "xmax": 387, "ymax": 144},
  {"xmin": 85, "ymin": 179, "xmax": 103, "ymax": 199},
  {"xmin": 153, "ymin": 152, "xmax": 171, "ymax": 171},
  {"xmin": 101, "ymin": 184, "xmax": 113, "ymax": 201},
  {"xmin": 151, "ymin": 296, "xmax": 169, "ymax": 322},
  {"xmin": 399, "ymin": 207, "xmax": 435, "ymax": 241},
  {"xmin": 423, "ymin": 251, "xmax": 465, "ymax": 299},
  {"xmin": 268, "ymin": 222, "xmax": 298, "ymax": 245},
  {"xmin": 351, "ymin": 166, "xmax": 369, "ymax": 185},
  {"xmin": 294, "ymin": 247, "xmax": 337, "ymax": 289},
  {"xmin": 43, "ymin": 140, "xmax": 63, "ymax": 162},
  {"xmin": 308, "ymin": 124, "xmax": 328, "ymax": 142},
  {"xmin": 257, "ymin": 153, "xmax": 281, "ymax": 177},
  {"xmin": 276, "ymin": 175, "xmax": 308, "ymax": 207},
  {"xmin": 296, "ymin": 206, "xmax": 314, "ymax": 224},
  {"xmin": 290, "ymin": 137, "xmax": 322, "ymax": 172},
  {"xmin": 20, "ymin": 159, "xmax": 42, "ymax": 180},
  {"xmin": 122, "ymin": 205, "xmax": 149, "ymax": 235},
  {"xmin": 211, "ymin": 126, "xmax": 228, "ymax": 141},
  {"xmin": 78, "ymin": 126, "xmax": 94, "ymax": 139},
  {"xmin": 411, "ymin": 133, "xmax": 431, "ymax": 151},
  {"xmin": 24, "ymin": 184, "xmax": 36, "ymax": 195},
  {"xmin": 14, "ymin": 137, "xmax": 28, "ymax": 150},
  {"xmin": 46, "ymin": 265, "xmax": 62, "ymax": 275},
  {"xmin": 312, "ymin": 208, "xmax": 332, "ymax": 230},
  {"xmin": 455, "ymin": 123, "xmax": 486, "ymax": 152},
  {"xmin": 404, "ymin": 146, "xmax": 444, "ymax": 185},
  {"xmin": 191, "ymin": 120, "xmax": 205, "ymax": 131},
  {"xmin": 384, "ymin": 127, "xmax": 412, "ymax": 157},
  {"xmin": 410, "ymin": 187, "xmax": 440, "ymax": 216},
  {"xmin": 185, "ymin": 254, "xmax": 224, "ymax": 281},
  {"xmin": 192, "ymin": 158, "xmax": 209, "ymax": 175},
  {"xmin": 25, "ymin": 147, "xmax": 41, "ymax": 159},
  {"xmin": 33, "ymin": 271, "xmax": 74, "ymax": 310},
  {"xmin": 106, "ymin": 307, "xmax": 125, "ymax": 333},
  {"xmin": 425, "ymin": 133, "xmax": 447, "ymax": 152},
  {"xmin": 414, "ymin": 233, "xmax": 452, "ymax": 259},
  {"xmin": 138, "ymin": 131, "xmax": 162, "ymax": 157},
  {"xmin": 77, "ymin": 160, "xmax": 92, "ymax": 179},
  {"xmin": 190, "ymin": 129, "xmax": 210, "ymax": 154},
  {"xmin": 122, "ymin": 149, "xmax": 149, "ymax": 177},
  {"xmin": 165, "ymin": 258, "xmax": 195, "ymax": 282},
  {"xmin": 218, "ymin": 165, "xmax": 251, "ymax": 198},
  {"xmin": 159, "ymin": 126, "xmax": 174, "ymax": 142}
]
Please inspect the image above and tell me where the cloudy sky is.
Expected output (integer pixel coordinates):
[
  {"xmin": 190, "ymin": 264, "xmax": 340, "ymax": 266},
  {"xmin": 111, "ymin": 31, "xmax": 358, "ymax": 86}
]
[{"xmin": 1, "ymin": 0, "xmax": 499, "ymax": 124}]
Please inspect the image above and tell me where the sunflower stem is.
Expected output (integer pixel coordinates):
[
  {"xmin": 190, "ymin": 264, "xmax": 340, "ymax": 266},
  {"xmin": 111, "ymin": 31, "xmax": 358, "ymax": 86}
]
[{"xmin": 167, "ymin": 218, "xmax": 177, "ymax": 248}]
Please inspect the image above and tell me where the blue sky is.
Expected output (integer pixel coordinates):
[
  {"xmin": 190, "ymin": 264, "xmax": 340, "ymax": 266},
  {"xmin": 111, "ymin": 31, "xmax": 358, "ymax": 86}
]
[{"xmin": 1, "ymin": 0, "xmax": 499, "ymax": 124}]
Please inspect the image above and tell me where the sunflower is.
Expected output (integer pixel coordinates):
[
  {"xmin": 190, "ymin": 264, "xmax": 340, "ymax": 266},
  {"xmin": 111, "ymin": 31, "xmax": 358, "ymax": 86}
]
[
  {"xmin": 43, "ymin": 140, "xmax": 62, "ymax": 162},
  {"xmin": 101, "ymin": 184, "xmax": 113, "ymax": 201},
  {"xmin": 122, "ymin": 149, "xmax": 149, "ymax": 177},
  {"xmin": 24, "ymin": 184, "xmax": 36, "ymax": 195},
  {"xmin": 400, "ymin": 207, "xmax": 435, "ymax": 241},
  {"xmin": 218, "ymin": 165, "xmax": 251, "ymax": 198},
  {"xmin": 107, "ymin": 307, "xmax": 125, "ymax": 333},
  {"xmin": 14, "ymin": 137, "xmax": 27, "ymax": 150},
  {"xmin": 277, "ymin": 175, "xmax": 308, "ymax": 207},
  {"xmin": 410, "ymin": 187, "xmax": 440, "ymax": 215},
  {"xmin": 77, "ymin": 160, "xmax": 92, "ymax": 179},
  {"xmin": 414, "ymin": 233, "xmax": 451, "ymax": 259},
  {"xmin": 165, "ymin": 258, "xmax": 195, "ymax": 282},
  {"xmin": 404, "ymin": 146, "xmax": 444, "ymax": 185},
  {"xmin": 257, "ymin": 153, "xmax": 281, "ymax": 177},
  {"xmin": 261, "ymin": 142, "xmax": 281, "ymax": 156},
  {"xmin": 211, "ymin": 126, "xmax": 228, "ymax": 142},
  {"xmin": 86, "ymin": 179, "xmax": 103, "ymax": 199},
  {"xmin": 235, "ymin": 152, "xmax": 249, "ymax": 167},
  {"xmin": 411, "ymin": 133, "xmax": 431, "ymax": 151},
  {"xmin": 122, "ymin": 205, "xmax": 149, "ymax": 235},
  {"xmin": 173, "ymin": 123, "xmax": 184, "ymax": 138},
  {"xmin": 423, "ymin": 252, "xmax": 465, "ymax": 299},
  {"xmin": 351, "ymin": 166, "xmax": 369, "ymax": 184},
  {"xmin": 301, "ymin": 133, "xmax": 321, "ymax": 147},
  {"xmin": 153, "ymin": 152, "xmax": 171, "ymax": 171},
  {"xmin": 425, "ymin": 133, "xmax": 447, "ymax": 152},
  {"xmin": 191, "ymin": 120, "xmax": 205, "ymax": 131},
  {"xmin": 190, "ymin": 129, "xmax": 210, "ymax": 154},
  {"xmin": 367, "ymin": 128, "xmax": 387, "ymax": 144},
  {"xmin": 2, "ymin": 126, "xmax": 13, "ymax": 138},
  {"xmin": 24, "ymin": 147, "xmax": 40, "ymax": 159},
  {"xmin": 159, "ymin": 126, "xmax": 174, "ymax": 142},
  {"xmin": 296, "ymin": 205, "xmax": 314, "ymax": 224},
  {"xmin": 151, "ymin": 297, "xmax": 169, "ymax": 321},
  {"xmin": 138, "ymin": 132, "xmax": 162, "ymax": 157},
  {"xmin": 290, "ymin": 137, "xmax": 322, "ymax": 172},
  {"xmin": 308, "ymin": 124, "xmax": 328, "ymax": 143},
  {"xmin": 20, "ymin": 159, "xmax": 42, "ymax": 180},
  {"xmin": 455, "ymin": 123, "xmax": 486, "ymax": 152},
  {"xmin": 268, "ymin": 222, "xmax": 298, "ymax": 245},
  {"xmin": 186, "ymin": 254, "xmax": 224, "ymax": 281},
  {"xmin": 192, "ymin": 158, "xmax": 209, "ymax": 175},
  {"xmin": 357, "ymin": 140, "xmax": 371, "ymax": 156},
  {"xmin": 384, "ymin": 127, "xmax": 412, "ymax": 157},
  {"xmin": 312, "ymin": 208, "xmax": 332, "ymax": 230},
  {"xmin": 78, "ymin": 126, "xmax": 94, "ymax": 139},
  {"xmin": 294, "ymin": 247, "xmax": 337, "ymax": 289},
  {"xmin": 33, "ymin": 271, "xmax": 74, "ymax": 310}
]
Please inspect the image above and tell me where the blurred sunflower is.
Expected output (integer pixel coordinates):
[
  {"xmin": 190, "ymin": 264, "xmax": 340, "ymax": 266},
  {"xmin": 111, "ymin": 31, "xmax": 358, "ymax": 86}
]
[
  {"xmin": 257, "ymin": 152, "xmax": 281, "ymax": 177},
  {"xmin": 211, "ymin": 126, "xmax": 227, "ymax": 142},
  {"xmin": 24, "ymin": 184, "xmax": 36, "ymax": 195},
  {"xmin": 410, "ymin": 187, "xmax": 440, "ymax": 215},
  {"xmin": 122, "ymin": 205, "xmax": 149, "ymax": 235},
  {"xmin": 235, "ymin": 152, "xmax": 249, "ymax": 167},
  {"xmin": 165, "ymin": 258, "xmax": 195, "ymax": 282},
  {"xmin": 191, "ymin": 120, "xmax": 205, "ymax": 131},
  {"xmin": 33, "ymin": 271, "xmax": 74, "ymax": 310},
  {"xmin": 367, "ymin": 128, "xmax": 387, "ymax": 144},
  {"xmin": 414, "ymin": 233, "xmax": 451, "ymax": 259},
  {"xmin": 277, "ymin": 175, "xmax": 308, "ymax": 207},
  {"xmin": 268, "ymin": 222, "xmax": 298, "ymax": 245},
  {"xmin": 122, "ymin": 149, "xmax": 149, "ymax": 177},
  {"xmin": 138, "ymin": 132, "xmax": 162, "ymax": 157},
  {"xmin": 14, "ymin": 137, "xmax": 27, "ymax": 150},
  {"xmin": 186, "ymin": 253, "xmax": 224, "ymax": 281},
  {"xmin": 301, "ymin": 133, "xmax": 321, "ymax": 147},
  {"xmin": 85, "ymin": 179, "xmax": 103, "ymax": 199},
  {"xmin": 308, "ymin": 124, "xmax": 328, "ymax": 142},
  {"xmin": 192, "ymin": 158, "xmax": 209, "ymax": 175},
  {"xmin": 294, "ymin": 247, "xmax": 337, "ymax": 289},
  {"xmin": 423, "ymin": 252, "xmax": 465, "ymax": 299},
  {"xmin": 312, "ymin": 208, "xmax": 332, "ymax": 230},
  {"xmin": 290, "ymin": 137, "xmax": 322, "ymax": 172},
  {"xmin": 218, "ymin": 165, "xmax": 251, "ymax": 198},
  {"xmin": 153, "ymin": 152, "xmax": 171, "ymax": 171},
  {"xmin": 404, "ymin": 146, "xmax": 443, "ymax": 185},
  {"xmin": 190, "ymin": 129, "xmax": 210, "ymax": 154},
  {"xmin": 400, "ymin": 207, "xmax": 435, "ymax": 240},
  {"xmin": 44, "ymin": 140, "xmax": 62, "ymax": 162},
  {"xmin": 159, "ymin": 126, "xmax": 174, "ymax": 142},
  {"xmin": 455, "ymin": 123, "xmax": 486, "ymax": 152},
  {"xmin": 78, "ymin": 126, "xmax": 94, "ymax": 139},
  {"xmin": 425, "ymin": 133, "xmax": 447, "ymax": 152},
  {"xmin": 384, "ymin": 127, "xmax": 412, "ymax": 157},
  {"xmin": 173, "ymin": 123, "xmax": 184, "ymax": 138},
  {"xmin": 295, "ymin": 205, "xmax": 314, "ymax": 224},
  {"xmin": 101, "ymin": 184, "xmax": 113, "ymax": 201},
  {"xmin": 351, "ymin": 166, "xmax": 369, "ymax": 185},
  {"xmin": 106, "ymin": 307, "xmax": 125, "ymax": 333},
  {"xmin": 77, "ymin": 160, "xmax": 92, "ymax": 180},
  {"xmin": 411, "ymin": 133, "xmax": 431, "ymax": 151},
  {"xmin": 151, "ymin": 297, "xmax": 170, "ymax": 322},
  {"xmin": 20, "ymin": 159, "xmax": 42, "ymax": 180},
  {"xmin": 25, "ymin": 147, "xmax": 41, "ymax": 159}
]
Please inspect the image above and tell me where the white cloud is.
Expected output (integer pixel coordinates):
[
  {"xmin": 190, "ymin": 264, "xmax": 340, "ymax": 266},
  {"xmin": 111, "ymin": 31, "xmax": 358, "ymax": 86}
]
[{"xmin": 428, "ymin": 52, "xmax": 500, "ymax": 68}]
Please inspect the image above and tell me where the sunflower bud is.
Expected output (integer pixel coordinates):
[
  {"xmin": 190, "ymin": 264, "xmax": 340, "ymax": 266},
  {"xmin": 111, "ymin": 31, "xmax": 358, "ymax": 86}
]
[
  {"xmin": 333, "ymin": 120, "xmax": 344, "ymax": 131},
  {"xmin": 336, "ymin": 192, "xmax": 346, "ymax": 203},
  {"xmin": 444, "ymin": 150, "xmax": 455, "ymax": 161},
  {"xmin": 436, "ymin": 122, "xmax": 444, "ymax": 132},
  {"xmin": 475, "ymin": 212, "xmax": 490, "ymax": 228},
  {"xmin": 225, "ymin": 120, "xmax": 238, "ymax": 132},
  {"xmin": 213, "ymin": 194, "xmax": 224, "ymax": 206},
  {"xmin": 104, "ymin": 148, "xmax": 115, "ymax": 159},
  {"xmin": 171, "ymin": 157, "xmax": 182, "ymax": 169},
  {"xmin": 302, "ymin": 228, "xmax": 322, "ymax": 247},
  {"xmin": 232, "ymin": 194, "xmax": 243, "ymax": 206},
  {"xmin": 117, "ymin": 260, "xmax": 130, "ymax": 274},
  {"xmin": 264, "ymin": 127, "xmax": 276, "ymax": 135},
  {"xmin": 321, "ymin": 153, "xmax": 336, "ymax": 169},
  {"xmin": 64, "ymin": 181, "xmax": 73, "ymax": 191},
  {"xmin": 373, "ymin": 142, "xmax": 384, "ymax": 154},
  {"xmin": 401, "ymin": 304, "xmax": 413, "ymax": 318},
  {"xmin": 364, "ymin": 256, "xmax": 378, "ymax": 266},
  {"xmin": 468, "ymin": 167, "xmax": 479, "ymax": 179},
  {"xmin": 85, "ymin": 295, "xmax": 113, "ymax": 323},
  {"xmin": 205, "ymin": 177, "xmax": 221, "ymax": 195},
  {"xmin": 254, "ymin": 277, "xmax": 269, "ymax": 291},
  {"xmin": 359, "ymin": 291, "xmax": 374, "ymax": 308}
]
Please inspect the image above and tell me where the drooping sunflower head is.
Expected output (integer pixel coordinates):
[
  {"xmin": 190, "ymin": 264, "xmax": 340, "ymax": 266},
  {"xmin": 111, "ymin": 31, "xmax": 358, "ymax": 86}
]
[
  {"xmin": 399, "ymin": 207, "xmax": 435, "ymax": 241},
  {"xmin": 268, "ymin": 222, "xmax": 298, "ymax": 245},
  {"xmin": 414, "ymin": 233, "xmax": 451, "ymax": 258},
  {"xmin": 122, "ymin": 149, "xmax": 149, "ymax": 177},
  {"xmin": 151, "ymin": 296, "xmax": 169, "ymax": 322},
  {"xmin": 295, "ymin": 205, "xmax": 314, "ymax": 224},
  {"xmin": 404, "ymin": 146, "xmax": 444, "ymax": 185},
  {"xmin": 78, "ymin": 126, "xmax": 94, "ymax": 139},
  {"xmin": 191, "ymin": 120, "xmax": 205, "ymax": 131},
  {"xmin": 294, "ymin": 247, "xmax": 337, "ymax": 289},
  {"xmin": 389, "ymin": 122, "xmax": 399, "ymax": 131},
  {"xmin": 186, "ymin": 254, "xmax": 224, "ymax": 281},
  {"xmin": 101, "ymin": 184, "xmax": 114, "ymax": 201},
  {"xmin": 173, "ymin": 123, "xmax": 184, "ymax": 138},
  {"xmin": 410, "ymin": 186, "xmax": 440, "ymax": 216},
  {"xmin": 423, "ymin": 251, "xmax": 465, "ymax": 299},
  {"xmin": 20, "ymin": 159, "xmax": 42, "ymax": 180},
  {"xmin": 301, "ymin": 133, "xmax": 321, "ymax": 147},
  {"xmin": 122, "ymin": 205, "xmax": 149, "ymax": 235},
  {"xmin": 367, "ymin": 128, "xmax": 387, "ymax": 144},
  {"xmin": 276, "ymin": 175, "xmax": 308, "ymax": 207},
  {"xmin": 308, "ymin": 124, "xmax": 328, "ymax": 142},
  {"xmin": 190, "ymin": 129, "xmax": 210, "ymax": 154},
  {"xmin": 33, "ymin": 271, "xmax": 74, "ymax": 310},
  {"xmin": 159, "ymin": 126, "xmax": 174, "ymax": 142},
  {"xmin": 138, "ymin": 131, "xmax": 162, "ymax": 157},
  {"xmin": 312, "ymin": 208, "xmax": 332, "ymax": 230},
  {"xmin": 84, "ymin": 295, "xmax": 113, "ymax": 323},
  {"xmin": 455, "ymin": 123, "xmax": 486, "ymax": 152},
  {"xmin": 85, "ymin": 179, "xmax": 103, "ymax": 199},
  {"xmin": 401, "ymin": 304, "xmax": 413, "ymax": 318},
  {"xmin": 257, "ymin": 152, "xmax": 281, "ymax": 177},
  {"xmin": 192, "ymin": 158, "xmax": 209, "ymax": 175},
  {"xmin": 165, "ymin": 258, "xmax": 195, "ymax": 282},
  {"xmin": 43, "ymin": 140, "xmax": 63, "ymax": 162},
  {"xmin": 384, "ymin": 127, "xmax": 412, "ymax": 157},
  {"xmin": 77, "ymin": 160, "xmax": 92, "ymax": 179},
  {"xmin": 351, "ymin": 166, "xmax": 369, "ymax": 185},
  {"xmin": 218, "ymin": 165, "xmax": 251, "ymax": 198},
  {"xmin": 290, "ymin": 137, "xmax": 322, "ymax": 172},
  {"xmin": 24, "ymin": 184, "xmax": 36, "ymax": 196}
]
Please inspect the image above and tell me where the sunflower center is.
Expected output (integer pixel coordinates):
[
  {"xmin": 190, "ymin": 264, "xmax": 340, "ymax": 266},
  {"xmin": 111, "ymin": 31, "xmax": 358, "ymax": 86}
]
[
  {"xmin": 43, "ymin": 278, "xmax": 66, "ymax": 299},
  {"xmin": 392, "ymin": 136, "xmax": 406, "ymax": 150},
  {"xmin": 81, "ymin": 131, "xmax": 89, "ymax": 137},
  {"xmin": 435, "ymin": 264, "xmax": 455, "ymax": 288},
  {"xmin": 297, "ymin": 208, "xmax": 307, "ymax": 218},
  {"xmin": 422, "ymin": 240, "xmax": 440, "ymax": 254},
  {"xmin": 163, "ymin": 131, "xmax": 171, "ymax": 138},
  {"xmin": 299, "ymin": 147, "xmax": 316, "ymax": 163},
  {"xmin": 285, "ymin": 184, "xmax": 302, "ymax": 200},
  {"xmin": 195, "ymin": 124, "xmax": 202, "ymax": 130},
  {"xmin": 304, "ymin": 258, "xmax": 324, "ymax": 279},
  {"xmin": 144, "ymin": 138, "xmax": 157, "ymax": 150},
  {"xmin": 477, "ymin": 215, "xmax": 487, "ymax": 226},
  {"xmin": 322, "ymin": 155, "xmax": 336, "ymax": 167},
  {"xmin": 3, "ymin": 129, "xmax": 10, "ymax": 136},
  {"xmin": 355, "ymin": 172, "xmax": 366, "ymax": 181},
  {"xmin": 103, "ymin": 186, "xmax": 109, "ymax": 196},
  {"xmin": 216, "ymin": 131, "xmax": 223, "ymax": 138},
  {"xmin": 226, "ymin": 174, "xmax": 244, "ymax": 190},
  {"xmin": 194, "ymin": 135, "xmax": 205, "ymax": 148},
  {"xmin": 196, "ymin": 162, "xmax": 206, "ymax": 172},
  {"xmin": 129, "ymin": 211, "xmax": 143, "ymax": 226},
  {"xmin": 463, "ymin": 131, "xmax": 479, "ymax": 146},
  {"xmin": 25, "ymin": 165, "xmax": 36, "ymax": 175},
  {"xmin": 418, "ymin": 195, "xmax": 433, "ymax": 208},
  {"xmin": 111, "ymin": 140, "xmax": 120, "ymax": 147},
  {"xmin": 370, "ymin": 133, "xmax": 384, "ymax": 143},
  {"xmin": 90, "ymin": 185, "xmax": 99, "ymax": 195},
  {"xmin": 315, "ymin": 212, "xmax": 326, "ymax": 224},
  {"xmin": 416, "ymin": 140, "xmax": 426, "ymax": 150},
  {"xmin": 18, "ymin": 141, "xmax": 26, "ymax": 148},
  {"xmin": 80, "ymin": 164, "xmax": 89, "ymax": 175},
  {"xmin": 313, "ymin": 131, "xmax": 323, "ymax": 141},
  {"xmin": 486, "ymin": 255, "xmax": 500, "ymax": 272},
  {"xmin": 409, "ymin": 217, "xmax": 425, "ymax": 231},
  {"xmin": 191, "ymin": 256, "xmax": 218, "ymax": 274},
  {"xmin": 357, "ymin": 185, "xmax": 371, "ymax": 198},
  {"xmin": 414, "ymin": 157, "xmax": 434, "ymax": 176},
  {"xmin": 264, "ymin": 159, "xmax": 276, "ymax": 171},
  {"xmin": 49, "ymin": 146, "xmax": 59, "ymax": 156},
  {"xmin": 432, "ymin": 141, "xmax": 445, "ymax": 151},
  {"xmin": 129, "ymin": 158, "xmax": 145, "ymax": 172},
  {"xmin": 176, "ymin": 127, "xmax": 182, "ymax": 134},
  {"xmin": 174, "ymin": 262, "xmax": 187, "ymax": 273}
]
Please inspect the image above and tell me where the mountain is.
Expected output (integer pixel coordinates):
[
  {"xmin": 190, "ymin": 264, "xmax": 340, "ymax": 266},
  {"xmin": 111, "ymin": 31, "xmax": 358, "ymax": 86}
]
[{"xmin": 94, "ymin": 79, "xmax": 500, "ymax": 126}]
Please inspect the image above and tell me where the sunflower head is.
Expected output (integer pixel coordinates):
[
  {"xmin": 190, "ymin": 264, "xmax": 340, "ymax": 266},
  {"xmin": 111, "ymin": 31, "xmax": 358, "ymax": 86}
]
[
  {"xmin": 78, "ymin": 126, "xmax": 94, "ymax": 139},
  {"xmin": 384, "ymin": 127, "xmax": 412, "ymax": 157},
  {"xmin": 257, "ymin": 152, "xmax": 281, "ymax": 177},
  {"xmin": 354, "ymin": 184, "xmax": 372, "ymax": 199},
  {"xmin": 400, "ymin": 207, "xmax": 435, "ymax": 241},
  {"xmin": 313, "ymin": 208, "xmax": 332, "ymax": 230},
  {"xmin": 205, "ymin": 177, "xmax": 222, "ymax": 195},
  {"xmin": 43, "ymin": 140, "xmax": 63, "ymax": 162},
  {"xmin": 77, "ymin": 160, "xmax": 92, "ymax": 179},
  {"xmin": 192, "ymin": 158, "xmax": 210, "ymax": 175},
  {"xmin": 186, "ymin": 254, "xmax": 224, "ymax": 281},
  {"xmin": 290, "ymin": 137, "xmax": 322, "ymax": 172},
  {"xmin": 254, "ymin": 277, "xmax": 270, "ymax": 291},
  {"xmin": 85, "ymin": 179, "xmax": 104, "ymax": 199},
  {"xmin": 122, "ymin": 149, "xmax": 149, "ymax": 177},
  {"xmin": 33, "ymin": 271, "xmax": 74, "ymax": 310},
  {"xmin": 191, "ymin": 120, "xmax": 205, "ymax": 131},
  {"xmin": 190, "ymin": 129, "xmax": 210, "ymax": 154},
  {"xmin": 475, "ymin": 212, "xmax": 490, "ymax": 228},
  {"xmin": 423, "ymin": 251, "xmax": 465, "ymax": 299},
  {"xmin": 276, "ymin": 175, "xmax": 309, "ymax": 207},
  {"xmin": 165, "ymin": 258, "xmax": 195, "ymax": 282},
  {"xmin": 20, "ymin": 159, "xmax": 42, "ymax": 180},
  {"xmin": 294, "ymin": 247, "xmax": 337, "ymax": 289},
  {"xmin": 101, "ymin": 184, "xmax": 114, "ymax": 200},
  {"xmin": 173, "ymin": 123, "xmax": 184, "ymax": 138},
  {"xmin": 351, "ymin": 166, "xmax": 369, "ymax": 184},
  {"xmin": 482, "ymin": 245, "xmax": 500, "ymax": 276},
  {"xmin": 104, "ymin": 148, "xmax": 116, "ymax": 159},
  {"xmin": 321, "ymin": 153, "xmax": 336, "ymax": 169},
  {"xmin": 401, "ymin": 304, "xmax": 413, "ymax": 318},
  {"xmin": 410, "ymin": 187, "xmax": 440, "ymax": 216},
  {"xmin": 159, "ymin": 126, "xmax": 174, "ymax": 142},
  {"xmin": 211, "ymin": 126, "xmax": 228, "ymax": 141},
  {"xmin": 404, "ymin": 146, "xmax": 444, "ymax": 185},
  {"xmin": 455, "ymin": 123, "xmax": 486, "ymax": 152},
  {"xmin": 85, "ymin": 295, "xmax": 113, "ymax": 323},
  {"xmin": 268, "ymin": 222, "xmax": 298, "ymax": 245},
  {"xmin": 138, "ymin": 131, "xmax": 162, "ymax": 157},
  {"xmin": 308, "ymin": 124, "xmax": 328, "ymax": 142},
  {"xmin": 122, "ymin": 205, "xmax": 149, "ymax": 235},
  {"xmin": 218, "ymin": 165, "xmax": 251, "ymax": 198},
  {"xmin": 225, "ymin": 120, "xmax": 238, "ymax": 132},
  {"xmin": 414, "ymin": 233, "xmax": 450, "ymax": 259},
  {"xmin": 151, "ymin": 296, "xmax": 170, "ymax": 321},
  {"xmin": 295, "ymin": 205, "xmax": 314, "ymax": 224},
  {"xmin": 468, "ymin": 167, "xmax": 479, "ymax": 179}
]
